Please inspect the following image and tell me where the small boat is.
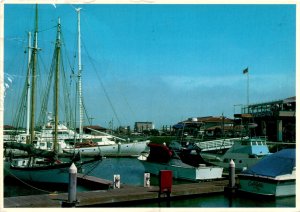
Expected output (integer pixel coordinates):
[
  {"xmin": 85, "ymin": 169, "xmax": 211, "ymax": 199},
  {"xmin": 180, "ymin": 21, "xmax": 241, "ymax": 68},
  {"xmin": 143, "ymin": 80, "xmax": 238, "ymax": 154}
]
[
  {"xmin": 139, "ymin": 143, "xmax": 223, "ymax": 181},
  {"xmin": 238, "ymin": 148, "xmax": 295, "ymax": 197},
  {"xmin": 200, "ymin": 137, "xmax": 271, "ymax": 171}
]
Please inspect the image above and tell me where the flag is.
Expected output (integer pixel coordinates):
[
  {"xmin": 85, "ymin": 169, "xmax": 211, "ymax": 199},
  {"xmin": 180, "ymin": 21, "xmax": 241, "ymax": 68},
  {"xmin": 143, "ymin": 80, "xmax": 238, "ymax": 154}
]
[{"xmin": 243, "ymin": 68, "xmax": 248, "ymax": 74}]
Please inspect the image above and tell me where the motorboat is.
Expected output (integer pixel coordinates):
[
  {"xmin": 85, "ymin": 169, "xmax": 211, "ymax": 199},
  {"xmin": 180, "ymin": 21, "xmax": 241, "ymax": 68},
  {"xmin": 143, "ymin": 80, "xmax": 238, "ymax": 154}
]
[
  {"xmin": 238, "ymin": 148, "xmax": 295, "ymax": 197},
  {"xmin": 200, "ymin": 137, "xmax": 271, "ymax": 171},
  {"xmin": 139, "ymin": 143, "xmax": 223, "ymax": 181}
]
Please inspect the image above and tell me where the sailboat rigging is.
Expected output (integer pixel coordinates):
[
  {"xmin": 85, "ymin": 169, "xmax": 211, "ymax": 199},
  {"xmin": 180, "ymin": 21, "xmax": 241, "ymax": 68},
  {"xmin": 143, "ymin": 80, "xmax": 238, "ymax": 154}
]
[
  {"xmin": 4, "ymin": 5, "xmax": 150, "ymax": 158},
  {"xmin": 4, "ymin": 5, "xmax": 102, "ymax": 184}
]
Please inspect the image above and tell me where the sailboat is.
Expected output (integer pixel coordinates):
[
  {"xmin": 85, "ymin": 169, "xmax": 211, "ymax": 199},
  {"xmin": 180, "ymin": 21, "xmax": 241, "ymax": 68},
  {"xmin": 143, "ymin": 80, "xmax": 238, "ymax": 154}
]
[
  {"xmin": 62, "ymin": 8, "xmax": 150, "ymax": 157},
  {"xmin": 4, "ymin": 7, "xmax": 149, "ymax": 158},
  {"xmin": 4, "ymin": 5, "xmax": 102, "ymax": 184}
]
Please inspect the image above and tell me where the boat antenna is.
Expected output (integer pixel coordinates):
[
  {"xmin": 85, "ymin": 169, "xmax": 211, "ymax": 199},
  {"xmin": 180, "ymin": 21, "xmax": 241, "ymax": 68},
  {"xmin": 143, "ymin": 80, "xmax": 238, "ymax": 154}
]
[{"xmin": 76, "ymin": 7, "xmax": 84, "ymax": 142}]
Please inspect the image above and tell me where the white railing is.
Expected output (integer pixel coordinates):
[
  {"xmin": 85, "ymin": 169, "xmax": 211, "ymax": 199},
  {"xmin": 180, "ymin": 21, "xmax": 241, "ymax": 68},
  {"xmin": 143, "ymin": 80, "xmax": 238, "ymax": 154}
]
[{"xmin": 195, "ymin": 137, "xmax": 241, "ymax": 151}]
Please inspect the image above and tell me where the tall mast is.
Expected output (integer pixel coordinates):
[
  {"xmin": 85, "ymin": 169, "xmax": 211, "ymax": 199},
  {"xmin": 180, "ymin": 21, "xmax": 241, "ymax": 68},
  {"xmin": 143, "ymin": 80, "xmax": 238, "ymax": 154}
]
[
  {"xmin": 26, "ymin": 32, "xmax": 32, "ymax": 136},
  {"xmin": 76, "ymin": 8, "xmax": 83, "ymax": 142},
  {"xmin": 29, "ymin": 5, "xmax": 38, "ymax": 144},
  {"xmin": 54, "ymin": 18, "xmax": 61, "ymax": 153}
]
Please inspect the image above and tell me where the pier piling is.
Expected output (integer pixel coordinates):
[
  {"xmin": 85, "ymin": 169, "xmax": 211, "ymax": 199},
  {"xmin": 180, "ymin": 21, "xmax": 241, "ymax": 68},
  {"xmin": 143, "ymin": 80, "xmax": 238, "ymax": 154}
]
[
  {"xmin": 229, "ymin": 159, "xmax": 235, "ymax": 188},
  {"xmin": 113, "ymin": 174, "xmax": 121, "ymax": 189},
  {"xmin": 224, "ymin": 159, "xmax": 237, "ymax": 196},
  {"xmin": 62, "ymin": 163, "xmax": 78, "ymax": 207},
  {"xmin": 144, "ymin": 173, "xmax": 150, "ymax": 187}
]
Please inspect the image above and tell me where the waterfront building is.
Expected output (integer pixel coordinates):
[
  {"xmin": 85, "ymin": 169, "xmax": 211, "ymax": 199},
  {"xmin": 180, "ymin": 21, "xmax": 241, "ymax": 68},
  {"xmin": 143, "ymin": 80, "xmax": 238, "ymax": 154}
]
[
  {"xmin": 237, "ymin": 96, "xmax": 295, "ymax": 142},
  {"xmin": 173, "ymin": 116, "xmax": 237, "ymax": 138}
]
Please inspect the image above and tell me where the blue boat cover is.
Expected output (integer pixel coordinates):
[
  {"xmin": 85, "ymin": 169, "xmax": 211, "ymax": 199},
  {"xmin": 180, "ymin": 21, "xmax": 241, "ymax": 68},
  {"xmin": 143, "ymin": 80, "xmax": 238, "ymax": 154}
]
[{"xmin": 241, "ymin": 149, "xmax": 295, "ymax": 178}]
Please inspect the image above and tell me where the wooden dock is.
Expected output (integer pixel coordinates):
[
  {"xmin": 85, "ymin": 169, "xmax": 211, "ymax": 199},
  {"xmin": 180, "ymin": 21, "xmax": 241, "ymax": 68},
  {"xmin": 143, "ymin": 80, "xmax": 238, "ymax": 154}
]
[
  {"xmin": 4, "ymin": 179, "xmax": 228, "ymax": 207},
  {"xmin": 77, "ymin": 173, "xmax": 112, "ymax": 190}
]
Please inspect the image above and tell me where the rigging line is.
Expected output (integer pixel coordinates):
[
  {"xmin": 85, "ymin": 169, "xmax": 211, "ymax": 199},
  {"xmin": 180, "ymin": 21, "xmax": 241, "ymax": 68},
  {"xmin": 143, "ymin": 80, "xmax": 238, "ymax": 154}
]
[
  {"xmin": 61, "ymin": 59, "xmax": 74, "ymax": 128},
  {"xmin": 9, "ymin": 50, "xmax": 28, "ymax": 127},
  {"xmin": 38, "ymin": 25, "xmax": 56, "ymax": 33},
  {"xmin": 59, "ymin": 31, "xmax": 75, "ymax": 128},
  {"xmin": 80, "ymin": 95, "xmax": 92, "ymax": 126},
  {"xmin": 11, "ymin": 50, "xmax": 29, "ymax": 129},
  {"xmin": 80, "ymin": 14, "xmax": 134, "ymax": 125},
  {"xmin": 82, "ymin": 159, "xmax": 102, "ymax": 177},
  {"xmin": 81, "ymin": 41, "xmax": 122, "ymax": 126},
  {"xmin": 4, "ymin": 167, "xmax": 55, "ymax": 194},
  {"xmin": 37, "ymin": 55, "xmax": 52, "ymax": 126},
  {"xmin": 108, "ymin": 68, "xmax": 137, "ymax": 123},
  {"xmin": 60, "ymin": 31, "xmax": 76, "ymax": 76}
]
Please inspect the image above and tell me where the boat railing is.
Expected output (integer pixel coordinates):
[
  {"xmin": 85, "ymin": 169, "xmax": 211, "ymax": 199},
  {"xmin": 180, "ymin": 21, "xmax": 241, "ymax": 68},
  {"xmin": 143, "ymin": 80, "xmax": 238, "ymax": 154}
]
[
  {"xmin": 249, "ymin": 136, "xmax": 268, "ymax": 145},
  {"xmin": 196, "ymin": 137, "xmax": 241, "ymax": 151}
]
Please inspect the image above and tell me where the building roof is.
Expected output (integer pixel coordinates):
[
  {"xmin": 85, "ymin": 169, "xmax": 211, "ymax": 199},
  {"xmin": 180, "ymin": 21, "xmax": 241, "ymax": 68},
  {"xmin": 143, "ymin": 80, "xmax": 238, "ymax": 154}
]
[
  {"xmin": 283, "ymin": 96, "xmax": 296, "ymax": 103},
  {"xmin": 185, "ymin": 116, "xmax": 233, "ymax": 123},
  {"xmin": 248, "ymin": 96, "xmax": 296, "ymax": 107}
]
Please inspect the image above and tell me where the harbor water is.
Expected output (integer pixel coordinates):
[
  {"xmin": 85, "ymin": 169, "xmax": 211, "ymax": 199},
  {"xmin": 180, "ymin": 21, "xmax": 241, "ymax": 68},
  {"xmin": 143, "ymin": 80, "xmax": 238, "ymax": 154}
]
[{"xmin": 4, "ymin": 157, "xmax": 295, "ymax": 208}]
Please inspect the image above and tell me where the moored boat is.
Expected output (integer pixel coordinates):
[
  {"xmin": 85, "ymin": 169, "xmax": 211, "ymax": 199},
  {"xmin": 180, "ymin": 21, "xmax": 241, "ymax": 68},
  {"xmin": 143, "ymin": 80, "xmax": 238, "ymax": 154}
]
[
  {"xmin": 4, "ymin": 140, "xmax": 102, "ymax": 184},
  {"xmin": 238, "ymin": 148, "xmax": 295, "ymax": 197},
  {"xmin": 63, "ymin": 139, "xmax": 150, "ymax": 157},
  {"xmin": 139, "ymin": 143, "xmax": 223, "ymax": 181},
  {"xmin": 200, "ymin": 137, "xmax": 271, "ymax": 171}
]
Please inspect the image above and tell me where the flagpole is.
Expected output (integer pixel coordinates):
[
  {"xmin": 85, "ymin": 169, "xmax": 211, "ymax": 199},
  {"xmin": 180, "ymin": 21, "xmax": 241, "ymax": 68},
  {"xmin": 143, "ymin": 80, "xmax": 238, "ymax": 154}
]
[
  {"xmin": 242, "ymin": 67, "xmax": 249, "ymax": 113},
  {"xmin": 247, "ymin": 70, "xmax": 249, "ymax": 109}
]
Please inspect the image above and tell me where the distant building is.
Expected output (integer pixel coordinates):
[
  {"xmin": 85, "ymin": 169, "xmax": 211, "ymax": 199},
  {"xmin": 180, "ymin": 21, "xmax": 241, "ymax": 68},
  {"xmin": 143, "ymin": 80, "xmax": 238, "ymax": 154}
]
[
  {"xmin": 118, "ymin": 126, "xmax": 131, "ymax": 134},
  {"xmin": 173, "ymin": 116, "xmax": 236, "ymax": 138},
  {"xmin": 134, "ymin": 122, "xmax": 154, "ymax": 132}
]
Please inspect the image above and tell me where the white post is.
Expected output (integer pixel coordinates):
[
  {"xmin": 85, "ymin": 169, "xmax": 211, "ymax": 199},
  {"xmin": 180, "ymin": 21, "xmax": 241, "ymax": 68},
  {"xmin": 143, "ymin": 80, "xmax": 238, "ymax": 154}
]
[
  {"xmin": 113, "ymin": 174, "xmax": 120, "ymax": 189},
  {"xmin": 229, "ymin": 159, "xmax": 235, "ymax": 188},
  {"xmin": 68, "ymin": 163, "xmax": 77, "ymax": 203},
  {"xmin": 144, "ymin": 173, "xmax": 150, "ymax": 187}
]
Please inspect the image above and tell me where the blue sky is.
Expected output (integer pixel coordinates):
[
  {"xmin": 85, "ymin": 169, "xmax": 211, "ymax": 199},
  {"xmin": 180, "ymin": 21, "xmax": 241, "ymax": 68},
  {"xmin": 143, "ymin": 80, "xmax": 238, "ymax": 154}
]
[{"xmin": 4, "ymin": 4, "xmax": 296, "ymax": 129}]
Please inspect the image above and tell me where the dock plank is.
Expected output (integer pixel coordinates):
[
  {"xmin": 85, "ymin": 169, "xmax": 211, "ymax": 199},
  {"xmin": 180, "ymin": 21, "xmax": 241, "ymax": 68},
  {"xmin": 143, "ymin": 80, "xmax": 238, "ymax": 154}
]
[
  {"xmin": 77, "ymin": 173, "xmax": 112, "ymax": 189},
  {"xmin": 4, "ymin": 179, "xmax": 228, "ymax": 207}
]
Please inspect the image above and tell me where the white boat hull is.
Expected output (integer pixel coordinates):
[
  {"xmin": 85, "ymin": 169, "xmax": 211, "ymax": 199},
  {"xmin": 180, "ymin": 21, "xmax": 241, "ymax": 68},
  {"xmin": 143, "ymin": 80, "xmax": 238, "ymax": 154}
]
[
  {"xmin": 64, "ymin": 141, "xmax": 149, "ymax": 157},
  {"xmin": 141, "ymin": 160, "xmax": 223, "ymax": 181},
  {"xmin": 238, "ymin": 176, "xmax": 295, "ymax": 197},
  {"xmin": 201, "ymin": 152, "xmax": 264, "ymax": 171}
]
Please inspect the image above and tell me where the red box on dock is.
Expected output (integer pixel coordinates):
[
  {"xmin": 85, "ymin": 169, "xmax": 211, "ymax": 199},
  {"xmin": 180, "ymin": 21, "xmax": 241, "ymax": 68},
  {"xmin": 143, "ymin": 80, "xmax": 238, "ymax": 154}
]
[{"xmin": 159, "ymin": 170, "xmax": 172, "ymax": 193}]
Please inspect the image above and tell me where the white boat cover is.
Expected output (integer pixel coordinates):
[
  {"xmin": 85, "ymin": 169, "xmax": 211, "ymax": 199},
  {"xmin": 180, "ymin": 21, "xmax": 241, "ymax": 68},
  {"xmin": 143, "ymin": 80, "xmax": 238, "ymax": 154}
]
[{"xmin": 241, "ymin": 148, "xmax": 295, "ymax": 178}]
